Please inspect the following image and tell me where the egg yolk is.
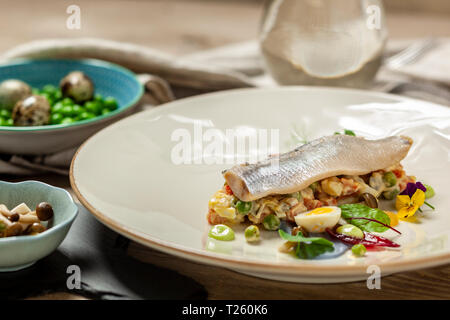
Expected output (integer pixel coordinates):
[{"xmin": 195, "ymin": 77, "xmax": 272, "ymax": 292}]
[{"xmin": 306, "ymin": 207, "xmax": 334, "ymax": 216}]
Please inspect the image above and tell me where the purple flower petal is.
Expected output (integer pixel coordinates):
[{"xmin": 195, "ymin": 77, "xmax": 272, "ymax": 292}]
[
  {"xmin": 399, "ymin": 181, "xmax": 426, "ymax": 197},
  {"xmin": 416, "ymin": 181, "xmax": 427, "ymax": 192},
  {"xmin": 400, "ymin": 182, "xmax": 416, "ymax": 197}
]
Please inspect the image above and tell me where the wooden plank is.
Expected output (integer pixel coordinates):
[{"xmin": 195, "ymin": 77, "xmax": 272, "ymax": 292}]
[{"xmin": 128, "ymin": 242, "xmax": 450, "ymax": 300}]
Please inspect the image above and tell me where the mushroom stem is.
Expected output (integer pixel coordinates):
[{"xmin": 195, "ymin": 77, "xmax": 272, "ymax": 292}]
[
  {"xmin": 0, "ymin": 213, "xmax": 12, "ymax": 227},
  {"xmin": 18, "ymin": 214, "xmax": 40, "ymax": 224},
  {"xmin": 0, "ymin": 204, "xmax": 14, "ymax": 218}
]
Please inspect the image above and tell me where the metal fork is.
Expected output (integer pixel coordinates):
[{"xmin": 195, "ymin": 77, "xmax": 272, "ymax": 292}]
[{"xmin": 385, "ymin": 38, "xmax": 437, "ymax": 69}]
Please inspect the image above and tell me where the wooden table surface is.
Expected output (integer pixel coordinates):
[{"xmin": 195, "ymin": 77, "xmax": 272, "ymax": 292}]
[{"xmin": 2, "ymin": 0, "xmax": 450, "ymax": 300}]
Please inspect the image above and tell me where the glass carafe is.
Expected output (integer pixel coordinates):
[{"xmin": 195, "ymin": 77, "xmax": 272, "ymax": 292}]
[{"xmin": 260, "ymin": 0, "xmax": 387, "ymax": 88}]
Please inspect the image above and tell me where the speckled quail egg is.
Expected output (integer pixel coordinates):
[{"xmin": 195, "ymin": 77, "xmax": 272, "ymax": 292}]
[
  {"xmin": 0, "ymin": 79, "xmax": 32, "ymax": 110},
  {"xmin": 12, "ymin": 95, "xmax": 50, "ymax": 126},
  {"xmin": 60, "ymin": 71, "xmax": 94, "ymax": 103},
  {"xmin": 294, "ymin": 206, "xmax": 341, "ymax": 233}
]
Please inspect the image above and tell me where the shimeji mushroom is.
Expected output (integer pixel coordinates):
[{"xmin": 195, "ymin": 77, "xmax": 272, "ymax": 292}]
[
  {"xmin": 35, "ymin": 202, "xmax": 54, "ymax": 221},
  {"xmin": 0, "ymin": 202, "xmax": 52, "ymax": 237},
  {"xmin": 0, "ymin": 211, "xmax": 23, "ymax": 237}
]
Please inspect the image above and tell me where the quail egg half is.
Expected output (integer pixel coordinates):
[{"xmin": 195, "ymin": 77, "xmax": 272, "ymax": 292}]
[{"xmin": 294, "ymin": 206, "xmax": 341, "ymax": 233}]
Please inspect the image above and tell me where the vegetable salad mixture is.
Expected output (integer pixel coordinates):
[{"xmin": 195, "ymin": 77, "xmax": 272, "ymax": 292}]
[{"xmin": 206, "ymin": 131, "xmax": 436, "ymax": 260}]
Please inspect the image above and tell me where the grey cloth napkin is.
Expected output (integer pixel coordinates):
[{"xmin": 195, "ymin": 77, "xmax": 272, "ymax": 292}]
[
  {"xmin": 0, "ymin": 204, "xmax": 206, "ymax": 300},
  {"xmin": 0, "ymin": 37, "xmax": 449, "ymax": 175}
]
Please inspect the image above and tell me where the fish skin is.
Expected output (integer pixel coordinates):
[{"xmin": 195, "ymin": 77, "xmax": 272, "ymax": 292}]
[{"xmin": 223, "ymin": 135, "xmax": 413, "ymax": 201}]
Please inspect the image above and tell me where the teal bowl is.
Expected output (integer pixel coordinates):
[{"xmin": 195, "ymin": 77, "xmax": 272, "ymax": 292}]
[
  {"xmin": 0, "ymin": 180, "xmax": 78, "ymax": 272},
  {"xmin": 0, "ymin": 59, "xmax": 144, "ymax": 155}
]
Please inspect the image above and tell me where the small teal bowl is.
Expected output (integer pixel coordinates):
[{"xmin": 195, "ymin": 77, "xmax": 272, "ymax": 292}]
[
  {"xmin": 0, "ymin": 59, "xmax": 144, "ymax": 155},
  {"xmin": 0, "ymin": 180, "xmax": 78, "ymax": 272}
]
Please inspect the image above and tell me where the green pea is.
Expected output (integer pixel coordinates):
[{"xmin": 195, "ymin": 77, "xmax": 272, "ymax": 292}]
[
  {"xmin": 0, "ymin": 109, "xmax": 11, "ymax": 118},
  {"xmin": 72, "ymin": 104, "xmax": 85, "ymax": 116},
  {"xmin": 104, "ymin": 96, "xmax": 118, "ymax": 110},
  {"xmin": 52, "ymin": 102, "xmax": 64, "ymax": 113},
  {"xmin": 101, "ymin": 108, "xmax": 111, "ymax": 116},
  {"xmin": 262, "ymin": 214, "xmax": 280, "ymax": 231},
  {"xmin": 235, "ymin": 200, "xmax": 252, "ymax": 215},
  {"xmin": 85, "ymin": 101, "xmax": 102, "ymax": 115},
  {"xmin": 42, "ymin": 84, "xmax": 57, "ymax": 95},
  {"xmin": 50, "ymin": 113, "xmax": 63, "ymax": 124},
  {"xmin": 208, "ymin": 224, "xmax": 235, "ymax": 241},
  {"xmin": 78, "ymin": 111, "xmax": 96, "ymax": 121},
  {"xmin": 61, "ymin": 105, "xmax": 75, "ymax": 117},
  {"xmin": 0, "ymin": 117, "xmax": 6, "ymax": 126},
  {"xmin": 351, "ymin": 244, "xmax": 366, "ymax": 257},
  {"xmin": 53, "ymin": 90, "xmax": 63, "ymax": 101},
  {"xmin": 60, "ymin": 117, "xmax": 75, "ymax": 125},
  {"xmin": 383, "ymin": 188, "xmax": 399, "ymax": 200},
  {"xmin": 244, "ymin": 225, "xmax": 260, "ymax": 242},
  {"xmin": 94, "ymin": 93, "xmax": 103, "ymax": 101},
  {"xmin": 336, "ymin": 224, "xmax": 364, "ymax": 239},
  {"xmin": 62, "ymin": 97, "xmax": 74, "ymax": 106},
  {"xmin": 5, "ymin": 119, "xmax": 13, "ymax": 126},
  {"xmin": 424, "ymin": 184, "xmax": 435, "ymax": 199},
  {"xmin": 383, "ymin": 171, "xmax": 397, "ymax": 187}
]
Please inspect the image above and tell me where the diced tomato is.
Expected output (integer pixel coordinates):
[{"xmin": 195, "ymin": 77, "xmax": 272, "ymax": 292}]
[
  {"xmin": 304, "ymin": 198, "xmax": 323, "ymax": 210},
  {"xmin": 392, "ymin": 169, "xmax": 404, "ymax": 178},
  {"xmin": 224, "ymin": 185, "xmax": 234, "ymax": 195}
]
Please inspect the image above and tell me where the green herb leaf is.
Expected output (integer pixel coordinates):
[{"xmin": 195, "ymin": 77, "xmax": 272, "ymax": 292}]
[
  {"xmin": 278, "ymin": 229, "xmax": 334, "ymax": 259},
  {"xmin": 340, "ymin": 204, "xmax": 391, "ymax": 233},
  {"xmin": 296, "ymin": 241, "xmax": 335, "ymax": 259},
  {"xmin": 344, "ymin": 129, "xmax": 356, "ymax": 136}
]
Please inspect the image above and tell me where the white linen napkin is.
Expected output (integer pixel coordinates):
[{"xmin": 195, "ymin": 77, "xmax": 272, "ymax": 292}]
[{"xmin": 0, "ymin": 37, "xmax": 449, "ymax": 175}]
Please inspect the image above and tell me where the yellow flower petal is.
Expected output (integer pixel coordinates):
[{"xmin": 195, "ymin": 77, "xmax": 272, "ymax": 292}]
[
  {"xmin": 396, "ymin": 195, "xmax": 411, "ymax": 211},
  {"xmin": 397, "ymin": 207, "xmax": 410, "ymax": 219},
  {"xmin": 384, "ymin": 211, "xmax": 399, "ymax": 227},
  {"xmin": 397, "ymin": 205, "xmax": 418, "ymax": 219},
  {"xmin": 411, "ymin": 189, "xmax": 425, "ymax": 207},
  {"xmin": 398, "ymin": 215, "xmax": 417, "ymax": 223}
]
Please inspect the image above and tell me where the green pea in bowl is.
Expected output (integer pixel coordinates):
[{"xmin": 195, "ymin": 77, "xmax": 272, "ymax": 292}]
[
  {"xmin": 0, "ymin": 180, "xmax": 78, "ymax": 272},
  {"xmin": 0, "ymin": 59, "xmax": 144, "ymax": 155}
]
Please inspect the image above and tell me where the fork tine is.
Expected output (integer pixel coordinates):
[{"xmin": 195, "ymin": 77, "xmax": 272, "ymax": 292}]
[{"xmin": 386, "ymin": 38, "xmax": 436, "ymax": 68}]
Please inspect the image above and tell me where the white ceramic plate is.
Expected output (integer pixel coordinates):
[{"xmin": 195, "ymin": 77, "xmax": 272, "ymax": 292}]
[{"xmin": 70, "ymin": 87, "xmax": 450, "ymax": 283}]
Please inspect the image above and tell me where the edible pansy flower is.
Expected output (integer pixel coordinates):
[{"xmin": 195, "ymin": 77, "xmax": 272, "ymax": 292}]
[
  {"xmin": 396, "ymin": 188, "xmax": 425, "ymax": 219},
  {"xmin": 399, "ymin": 182, "xmax": 435, "ymax": 211}
]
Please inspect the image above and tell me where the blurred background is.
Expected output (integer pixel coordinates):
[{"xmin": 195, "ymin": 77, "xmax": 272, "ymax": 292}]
[{"xmin": 1, "ymin": 0, "xmax": 449, "ymax": 55}]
